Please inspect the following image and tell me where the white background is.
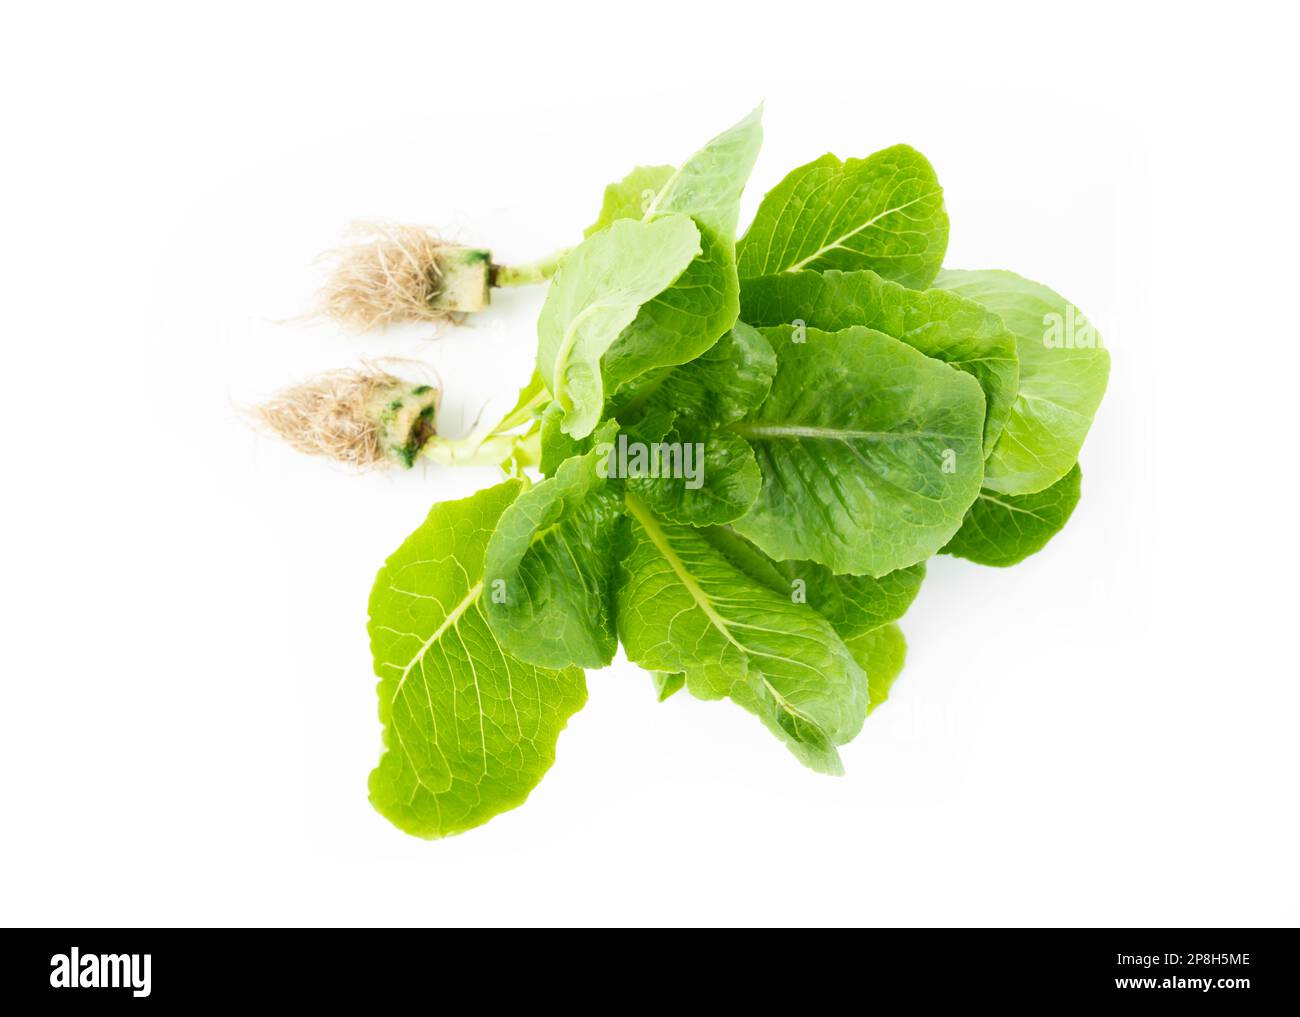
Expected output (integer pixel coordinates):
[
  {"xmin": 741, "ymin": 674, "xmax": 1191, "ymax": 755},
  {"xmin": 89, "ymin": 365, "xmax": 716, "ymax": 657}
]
[{"xmin": 3, "ymin": 1, "xmax": 1297, "ymax": 927}]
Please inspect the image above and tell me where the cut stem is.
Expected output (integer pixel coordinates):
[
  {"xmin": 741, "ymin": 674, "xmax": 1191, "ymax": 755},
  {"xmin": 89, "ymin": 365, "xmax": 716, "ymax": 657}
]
[{"xmin": 491, "ymin": 248, "xmax": 570, "ymax": 288}]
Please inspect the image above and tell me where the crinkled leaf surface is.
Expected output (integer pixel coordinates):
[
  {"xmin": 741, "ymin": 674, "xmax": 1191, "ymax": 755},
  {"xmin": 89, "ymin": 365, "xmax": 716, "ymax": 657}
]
[
  {"xmin": 613, "ymin": 324, "xmax": 773, "ymax": 526},
  {"xmin": 740, "ymin": 268, "xmax": 1017, "ymax": 453},
  {"xmin": 600, "ymin": 108, "xmax": 764, "ymax": 398},
  {"xmin": 943, "ymin": 463, "xmax": 1082, "ymax": 567},
  {"xmin": 623, "ymin": 426, "xmax": 760, "ymax": 526},
  {"xmin": 702, "ymin": 526, "xmax": 925, "ymax": 641},
  {"xmin": 610, "ymin": 323, "xmax": 777, "ymax": 432},
  {"xmin": 585, "ymin": 165, "xmax": 675, "ymax": 237},
  {"xmin": 617, "ymin": 495, "xmax": 867, "ymax": 774},
  {"xmin": 483, "ymin": 428, "xmax": 625, "ymax": 668},
  {"xmin": 368, "ymin": 481, "xmax": 587, "ymax": 838},
  {"xmin": 538, "ymin": 214, "xmax": 701, "ymax": 439},
  {"xmin": 935, "ymin": 270, "xmax": 1109, "ymax": 495},
  {"xmin": 731, "ymin": 325, "xmax": 986, "ymax": 576},
  {"xmin": 737, "ymin": 146, "xmax": 948, "ymax": 288},
  {"xmin": 846, "ymin": 622, "xmax": 907, "ymax": 715}
]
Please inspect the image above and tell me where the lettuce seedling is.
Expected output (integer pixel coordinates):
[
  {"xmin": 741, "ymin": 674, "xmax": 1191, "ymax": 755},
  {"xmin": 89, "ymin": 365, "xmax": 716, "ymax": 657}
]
[{"xmin": 257, "ymin": 107, "xmax": 1110, "ymax": 837}]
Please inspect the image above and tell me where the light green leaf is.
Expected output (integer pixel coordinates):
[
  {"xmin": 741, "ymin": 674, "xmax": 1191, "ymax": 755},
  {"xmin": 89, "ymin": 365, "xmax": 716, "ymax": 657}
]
[
  {"xmin": 646, "ymin": 105, "xmax": 764, "ymax": 239},
  {"xmin": 943, "ymin": 463, "xmax": 1082, "ymax": 567},
  {"xmin": 483, "ymin": 428, "xmax": 625, "ymax": 668},
  {"xmin": 730, "ymin": 325, "xmax": 986, "ymax": 577},
  {"xmin": 537, "ymin": 400, "xmax": 587, "ymax": 476},
  {"xmin": 701, "ymin": 526, "xmax": 925, "ymax": 641},
  {"xmin": 496, "ymin": 370, "xmax": 548, "ymax": 429},
  {"xmin": 652, "ymin": 671, "xmax": 685, "ymax": 701},
  {"xmin": 538, "ymin": 214, "xmax": 701, "ymax": 439},
  {"xmin": 598, "ymin": 232, "xmax": 738, "ymax": 396},
  {"xmin": 740, "ymin": 269, "xmax": 1018, "ymax": 453},
  {"xmin": 585, "ymin": 165, "xmax": 675, "ymax": 237},
  {"xmin": 617, "ymin": 495, "xmax": 868, "ymax": 775},
  {"xmin": 595, "ymin": 235, "xmax": 738, "ymax": 403},
  {"xmin": 727, "ymin": 679, "xmax": 844, "ymax": 775},
  {"xmin": 846, "ymin": 622, "xmax": 907, "ymax": 716},
  {"xmin": 935, "ymin": 270, "xmax": 1110, "ymax": 495},
  {"xmin": 600, "ymin": 108, "xmax": 764, "ymax": 398},
  {"xmin": 368, "ymin": 481, "xmax": 587, "ymax": 839},
  {"xmin": 737, "ymin": 146, "xmax": 948, "ymax": 288}
]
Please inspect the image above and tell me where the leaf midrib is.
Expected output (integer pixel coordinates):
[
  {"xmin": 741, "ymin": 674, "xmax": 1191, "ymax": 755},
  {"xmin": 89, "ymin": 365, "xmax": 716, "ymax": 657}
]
[
  {"xmin": 625, "ymin": 495, "xmax": 741, "ymax": 652},
  {"xmin": 551, "ymin": 302, "xmax": 610, "ymax": 411},
  {"xmin": 730, "ymin": 422, "xmax": 959, "ymax": 441},
  {"xmin": 392, "ymin": 580, "xmax": 484, "ymax": 700},
  {"xmin": 782, "ymin": 190, "xmax": 941, "ymax": 272},
  {"xmin": 976, "ymin": 492, "xmax": 1051, "ymax": 522},
  {"xmin": 624, "ymin": 495, "xmax": 825, "ymax": 734}
]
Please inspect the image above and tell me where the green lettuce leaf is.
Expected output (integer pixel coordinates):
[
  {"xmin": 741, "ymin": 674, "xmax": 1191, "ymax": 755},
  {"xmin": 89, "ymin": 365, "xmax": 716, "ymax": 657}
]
[
  {"xmin": 700, "ymin": 526, "xmax": 925, "ymax": 641},
  {"xmin": 368, "ymin": 481, "xmax": 587, "ymax": 839},
  {"xmin": 934, "ymin": 270, "xmax": 1109, "ymax": 495},
  {"xmin": 618, "ymin": 495, "xmax": 868, "ymax": 774},
  {"xmin": 537, "ymin": 214, "xmax": 701, "ymax": 438},
  {"xmin": 644, "ymin": 106, "xmax": 765, "ymax": 239},
  {"xmin": 739, "ymin": 268, "xmax": 1018, "ymax": 453},
  {"xmin": 598, "ymin": 232, "xmax": 737, "ymax": 396},
  {"xmin": 623, "ymin": 426, "xmax": 761, "ymax": 526},
  {"xmin": 537, "ymin": 399, "xmax": 587, "ymax": 476},
  {"xmin": 599, "ymin": 108, "xmax": 764, "ymax": 398},
  {"xmin": 497, "ymin": 370, "xmax": 548, "ymax": 428},
  {"xmin": 652, "ymin": 671, "xmax": 685, "ymax": 701},
  {"xmin": 942, "ymin": 463, "xmax": 1082, "ymax": 567},
  {"xmin": 610, "ymin": 323, "xmax": 777, "ymax": 431},
  {"xmin": 585, "ymin": 165, "xmax": 675, "ymax": 237},
  {"xmin": 611, "ymin": 324, "xmax": 774, "ymax": 526},
  {"xmin": 730, "ymin": 325, "xmax": 986, "ymax": 576},
  {"xmin": 483, "ymin": 426, "xmax": 625, "ymax": 668},
  {"xmin": 737, "ymin": 146, "xmax": 948, "ymax": 288},
  {"xmin": 846, "ymin": 622, "xmax": 907, "ymax": 715}
]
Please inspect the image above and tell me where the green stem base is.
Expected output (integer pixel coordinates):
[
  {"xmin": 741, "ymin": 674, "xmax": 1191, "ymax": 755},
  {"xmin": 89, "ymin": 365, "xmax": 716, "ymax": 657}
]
[{"xmin": 491, "ymin": 248, "xmax": 570, "ymax": 288}]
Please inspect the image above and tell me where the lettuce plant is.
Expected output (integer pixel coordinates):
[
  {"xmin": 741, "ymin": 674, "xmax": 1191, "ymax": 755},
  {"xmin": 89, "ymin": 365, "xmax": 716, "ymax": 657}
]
[{"xmin": 263, "ymin": 107, "xmax": 1110, "ymax": 838}]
